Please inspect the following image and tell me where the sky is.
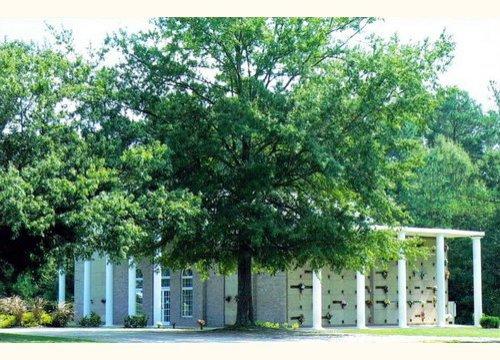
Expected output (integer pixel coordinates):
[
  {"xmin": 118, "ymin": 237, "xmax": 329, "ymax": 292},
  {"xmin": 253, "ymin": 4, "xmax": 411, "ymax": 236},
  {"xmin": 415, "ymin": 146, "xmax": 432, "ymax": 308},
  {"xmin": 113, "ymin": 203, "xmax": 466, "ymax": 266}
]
[{"xmin": 0, "ymin": 17, "xmax": 499, "ymax": 111}]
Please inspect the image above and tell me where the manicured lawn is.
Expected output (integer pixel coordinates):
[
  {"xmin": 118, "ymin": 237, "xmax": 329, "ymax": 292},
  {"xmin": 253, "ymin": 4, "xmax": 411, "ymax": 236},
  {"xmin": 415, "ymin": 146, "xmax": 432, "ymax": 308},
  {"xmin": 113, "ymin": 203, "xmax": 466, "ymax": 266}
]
[
  {"xmin": 340, "ymin": 327, "xmax": 500, "ymax": 338},
  {"xmin": 0, "ymin": 333, "xmax": 93, "ymax": 343}
]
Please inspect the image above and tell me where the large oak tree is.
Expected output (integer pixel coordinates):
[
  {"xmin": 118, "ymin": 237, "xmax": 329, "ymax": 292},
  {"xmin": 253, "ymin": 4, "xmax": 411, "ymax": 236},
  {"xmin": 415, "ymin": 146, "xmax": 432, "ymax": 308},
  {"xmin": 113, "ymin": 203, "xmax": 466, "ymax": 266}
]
[{"xmin": 90, "ymin": 18, "xmax": 454, "ymax": 325}]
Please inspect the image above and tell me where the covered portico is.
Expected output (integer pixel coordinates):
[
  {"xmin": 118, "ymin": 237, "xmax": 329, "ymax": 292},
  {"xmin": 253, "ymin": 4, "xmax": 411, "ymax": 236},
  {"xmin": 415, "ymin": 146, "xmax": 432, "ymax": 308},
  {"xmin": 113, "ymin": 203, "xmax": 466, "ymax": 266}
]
[{"xmin": 311, "ymin": 226, "xmax": 485, "ymax": 329}]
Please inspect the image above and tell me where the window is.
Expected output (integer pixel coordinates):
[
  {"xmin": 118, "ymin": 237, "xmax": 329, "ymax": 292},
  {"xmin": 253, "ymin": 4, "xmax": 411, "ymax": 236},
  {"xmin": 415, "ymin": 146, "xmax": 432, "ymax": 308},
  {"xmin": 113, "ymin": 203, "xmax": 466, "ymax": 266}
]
[
  {"xmin": 181, "ymin": 269, "xmax": 193, "ymax": 317},
  {"xmin": 136, "ymin": 268, "xmax": 144, "ymax": 314},
  {"xmin": 162, "ymin": 268, "xmax": 171, "ymax": 287},
  {"xmin": 161, "ymin": 268, "xmax": 171, "ymax": 323}
]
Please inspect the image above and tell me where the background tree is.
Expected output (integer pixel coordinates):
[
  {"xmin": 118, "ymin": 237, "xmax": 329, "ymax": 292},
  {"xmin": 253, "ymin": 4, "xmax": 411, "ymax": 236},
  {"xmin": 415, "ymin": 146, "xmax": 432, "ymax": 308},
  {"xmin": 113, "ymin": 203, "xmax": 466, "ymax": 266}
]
[
  {"xmin": 0, "ymin": 40, "xmax": 201, "ymax": 297},
  {"xmin": 426, "ymin": 87, "xmax": 492, "ymax": 158},
  {"xmin": 401, "ymin": 84, "xmax": 499, "ymax": 322},
  {"xmin": 95, "ymin": 18, "xmax": 454, "ymax": 325}
]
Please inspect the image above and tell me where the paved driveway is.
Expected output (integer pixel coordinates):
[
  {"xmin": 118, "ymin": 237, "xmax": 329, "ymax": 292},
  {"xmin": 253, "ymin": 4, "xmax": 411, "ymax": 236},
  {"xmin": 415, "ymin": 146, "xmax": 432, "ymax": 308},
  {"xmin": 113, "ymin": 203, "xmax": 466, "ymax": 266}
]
[{"xmin": 0, "ymin": 327, "xmax": 497, "ymax": 343}]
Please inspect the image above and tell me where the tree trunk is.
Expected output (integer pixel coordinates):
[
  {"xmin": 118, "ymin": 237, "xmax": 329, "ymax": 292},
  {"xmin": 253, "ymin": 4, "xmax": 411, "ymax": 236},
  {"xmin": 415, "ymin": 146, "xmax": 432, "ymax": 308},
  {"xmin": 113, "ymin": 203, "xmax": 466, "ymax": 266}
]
[{"xmin": 235, "ymin": 247, "xmax": 254, "ymax": 326}]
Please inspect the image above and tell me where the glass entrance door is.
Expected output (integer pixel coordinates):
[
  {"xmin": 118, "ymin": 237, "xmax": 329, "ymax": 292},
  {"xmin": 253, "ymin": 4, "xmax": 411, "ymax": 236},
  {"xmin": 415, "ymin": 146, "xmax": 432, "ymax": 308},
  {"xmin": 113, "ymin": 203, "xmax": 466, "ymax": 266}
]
[{"xmin": 161, "ymin": 288, "xmax": 170, "ymax": 324}]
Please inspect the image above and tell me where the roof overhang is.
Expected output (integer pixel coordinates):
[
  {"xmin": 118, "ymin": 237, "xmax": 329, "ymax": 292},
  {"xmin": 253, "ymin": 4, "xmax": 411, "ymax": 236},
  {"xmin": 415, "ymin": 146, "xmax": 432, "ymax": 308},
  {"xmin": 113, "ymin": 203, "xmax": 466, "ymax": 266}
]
[{"xmin": 372, "ymin": 225, "xmax": 485, "ymax": 239}]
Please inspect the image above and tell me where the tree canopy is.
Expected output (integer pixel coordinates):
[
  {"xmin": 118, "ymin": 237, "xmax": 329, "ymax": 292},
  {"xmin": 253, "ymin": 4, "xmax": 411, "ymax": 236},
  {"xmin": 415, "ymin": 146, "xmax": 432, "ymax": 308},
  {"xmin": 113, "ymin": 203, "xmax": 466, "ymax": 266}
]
[
  {"xmin": 83, "ymin": 18, "xmax": 454, "ymax": 324},
  {"xmin": 0, "ymin": 18, "xmax": 496, "ymax": 326},
  {"xmin": 0, "ymin": 41, "xmax": 201, "ymax": 288}
]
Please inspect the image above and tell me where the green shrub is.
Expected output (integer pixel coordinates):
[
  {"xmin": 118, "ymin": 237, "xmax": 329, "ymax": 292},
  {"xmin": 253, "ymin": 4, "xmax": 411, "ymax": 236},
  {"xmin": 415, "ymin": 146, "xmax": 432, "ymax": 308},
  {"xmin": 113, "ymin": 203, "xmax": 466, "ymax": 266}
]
[
  {"xmin": 48, "ymin": 302, "xmax": 73, "ymax": 327},
  {"xmin": 255, "ymin": 320, "xmax": 280, "ymax": 329},
  {"xmin": 255, "ymin": 320, "xmax": 298, "ymax": 330},
  {"xmin": 0, "ymin": 296, "xmax": 27, "ymax": 325},
  {"xmin": 21, "ymin": 311, "xmax": 39, "ymax": 327},
  {"xmin": 40, "ymin": 312, "xmax": 53, "ymax": 326},
  {"xmin": 480, "ymin": 315, "xmax": 500, "ymax": 328},
  {"xmin": 78, "ymin": 312, "xmax": 102, "ymax": 327},
  {"xmin": 0, "ymin": 314, "xmax": 16, "ymax": 328},
  {"xmin": 30, "ymin": 298, "xmax": 48, "ymax": 323},
  {"xmin": 123, "ymin": 314, "xmax": 148, "ymax": 328}
]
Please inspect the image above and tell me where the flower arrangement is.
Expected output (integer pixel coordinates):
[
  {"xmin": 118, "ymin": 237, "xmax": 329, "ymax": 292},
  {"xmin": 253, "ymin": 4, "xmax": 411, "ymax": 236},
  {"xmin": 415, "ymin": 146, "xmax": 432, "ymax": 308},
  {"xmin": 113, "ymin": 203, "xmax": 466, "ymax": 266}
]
[
  {"xmin": 322, "ymin": 312, "xmax": 332, "ymax": 321},
  {"xmin": 291, "ymin": 283, "xmax": 311, "ymax": 294},
  {"xmin": 341, "ymin": 300, "xmax": 348, "ymax": 309},
  {"xmin": 197, "ymin": 319, "xmax": 206, "ymax": 330},
  {"xmin": 383, "ymin": 299, "xmax": 391, "ymax": 308},
  {"xmin": 365, "ymin": 299, "xmax": 373, "ymax": 307},
  {"xmin": 419, "ymin": 270, "xmax": 426, "ymax": 280},
  {"xmin": 420, "ymin": 311, "xmax": 426, "ymax": 322}
]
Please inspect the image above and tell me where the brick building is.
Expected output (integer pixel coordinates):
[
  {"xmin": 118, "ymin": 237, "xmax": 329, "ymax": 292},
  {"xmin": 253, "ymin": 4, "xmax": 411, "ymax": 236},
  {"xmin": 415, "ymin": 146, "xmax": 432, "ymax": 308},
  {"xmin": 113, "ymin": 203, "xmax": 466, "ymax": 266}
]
[{"xmin": 63, "ymin": 226, "xmax": 485, "ymax": 328}]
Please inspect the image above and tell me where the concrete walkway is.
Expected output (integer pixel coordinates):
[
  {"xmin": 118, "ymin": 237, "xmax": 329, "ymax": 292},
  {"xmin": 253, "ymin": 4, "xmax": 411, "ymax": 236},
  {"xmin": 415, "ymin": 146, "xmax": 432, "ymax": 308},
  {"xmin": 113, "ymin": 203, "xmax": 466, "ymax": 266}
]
[{"xmin": 0, "ymin": 327, "xmax": 497, "ymax": 343}]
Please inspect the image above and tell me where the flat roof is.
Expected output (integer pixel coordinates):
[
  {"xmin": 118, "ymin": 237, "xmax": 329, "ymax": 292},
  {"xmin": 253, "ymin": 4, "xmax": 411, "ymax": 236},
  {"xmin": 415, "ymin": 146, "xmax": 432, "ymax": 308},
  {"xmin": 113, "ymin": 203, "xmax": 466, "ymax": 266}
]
[{"xmin": 372, "ymin": 225, "xmax": 485, "ymax": 239}]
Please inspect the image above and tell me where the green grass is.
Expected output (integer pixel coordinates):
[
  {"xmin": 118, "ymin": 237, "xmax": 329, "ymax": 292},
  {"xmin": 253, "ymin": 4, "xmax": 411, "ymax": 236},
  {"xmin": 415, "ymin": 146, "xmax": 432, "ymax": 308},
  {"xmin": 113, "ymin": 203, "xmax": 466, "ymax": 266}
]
[
  {"xmin": 0, "ymin": 333, "xmax": 93, "ymax": 343},
  {"xmin": 341, "ymin": 327, "xmax": 500, "ymax": 338}
]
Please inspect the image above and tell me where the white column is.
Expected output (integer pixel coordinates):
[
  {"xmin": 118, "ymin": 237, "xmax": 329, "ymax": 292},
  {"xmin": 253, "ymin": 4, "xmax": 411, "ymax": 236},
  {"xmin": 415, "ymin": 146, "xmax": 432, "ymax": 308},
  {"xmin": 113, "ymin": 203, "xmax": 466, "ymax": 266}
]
[
  {"xmin": 58, "ymin": 268, "xmax": 66, "ymax": 305},
  {"xmin": 105, "ymin": 255, "xmax": 114, "ymax": 326},
  {"xmin": 436, "ymin": 234, "xmax": 446, "ymax": 327},
  {"xmin": 472, "ymin": 237, "xmax": 483, "ymax": 326},
  {"xmin": 83, "ymin": 260, "xmax": 91, "ymax": 317},
  {"xmin": 356, "ymin": 271, "xmax": 366, "ymax": 329},
  {"xmin": 128, "ymin": 258, "xmax": 136, "ymax": 316},
  {"xmin": 398, "ymin": 232, "xmax": 408, "ymax": 328},
  {"xmin": 153, "ymin": 262, "xmax": 162, "ymax": 325},
  {"xmin": 312, "ymin": 269, "xmax": 322, "ymax": 330}
]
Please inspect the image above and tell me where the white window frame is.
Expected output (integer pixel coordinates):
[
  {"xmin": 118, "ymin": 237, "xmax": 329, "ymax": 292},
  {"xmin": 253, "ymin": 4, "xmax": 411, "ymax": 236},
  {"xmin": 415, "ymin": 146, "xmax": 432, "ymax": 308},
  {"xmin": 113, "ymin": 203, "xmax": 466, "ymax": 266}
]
[
  {"xmin": 135, "ymin": 268, "xmax": 144, "ymax": 314},
  {"xmin": 181, "ymin": 269, "xmax": 194, "ymax": 318},
  {"xmin": 161, "ymin": 268, "xmax": 171, "ymax": 324}
]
